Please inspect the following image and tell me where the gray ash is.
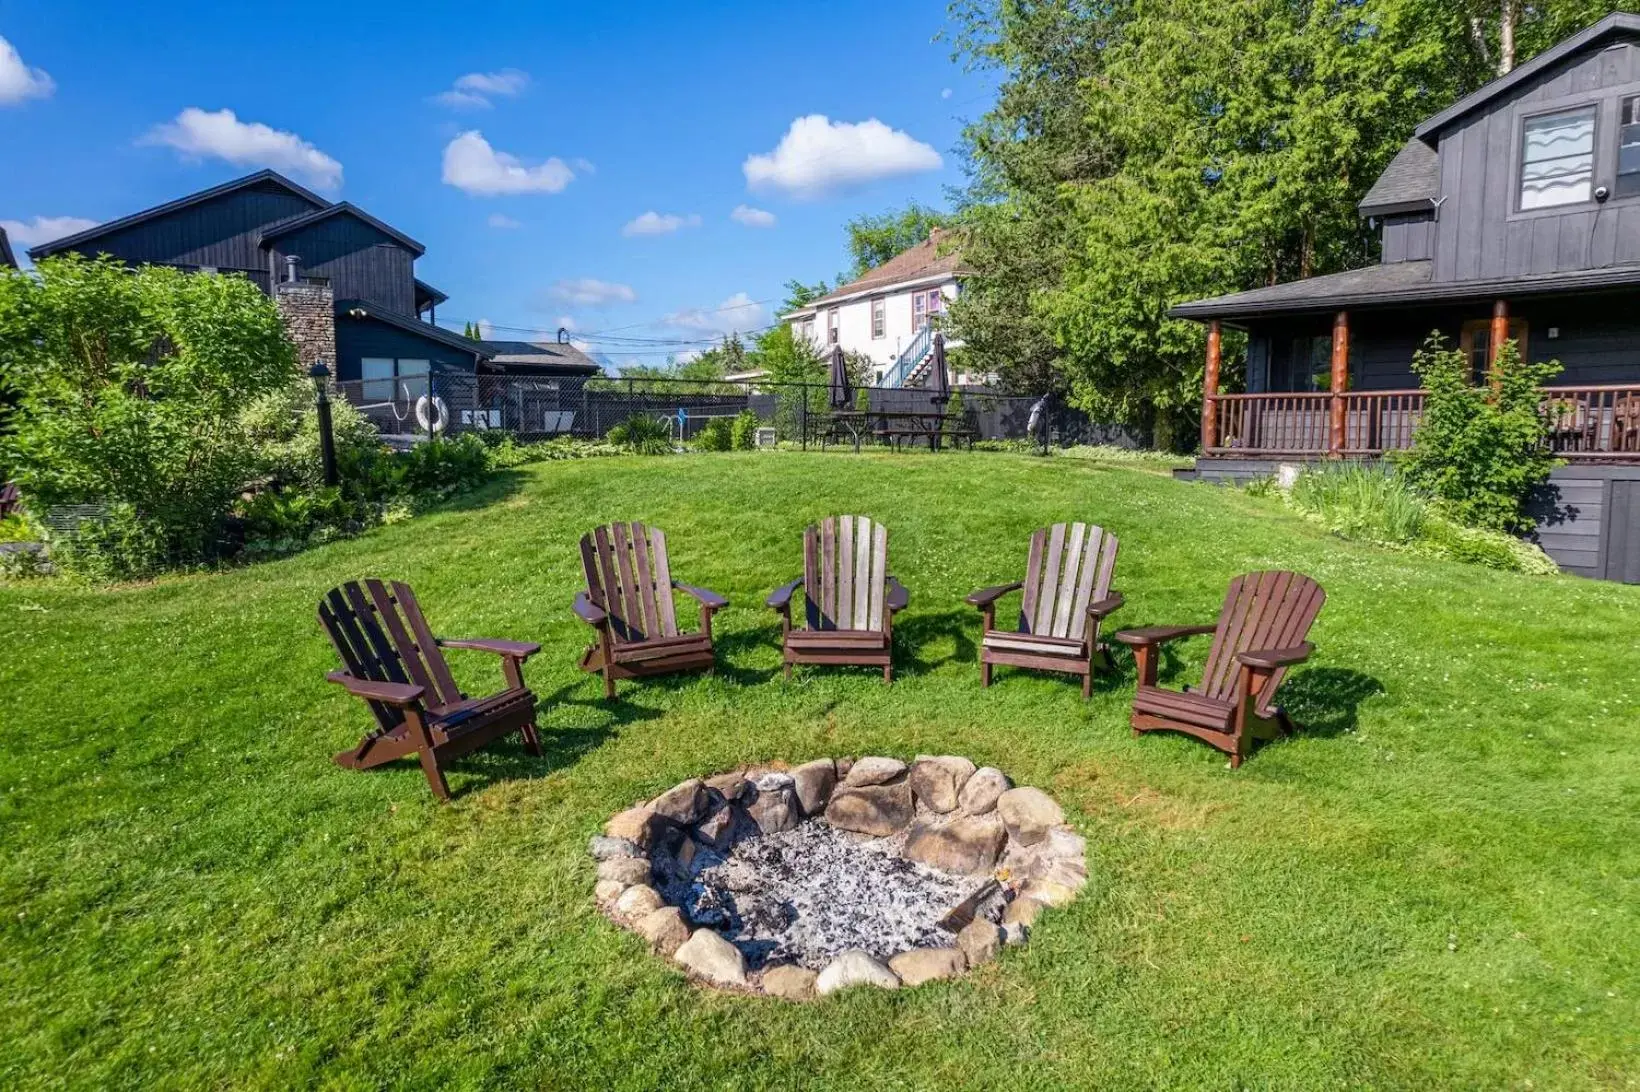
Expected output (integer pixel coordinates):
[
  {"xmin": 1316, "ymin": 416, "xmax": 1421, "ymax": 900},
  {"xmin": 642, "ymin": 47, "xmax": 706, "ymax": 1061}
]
[{"xmin": 653, "ymin": 818, "xmax": 991, "ymax": 971}]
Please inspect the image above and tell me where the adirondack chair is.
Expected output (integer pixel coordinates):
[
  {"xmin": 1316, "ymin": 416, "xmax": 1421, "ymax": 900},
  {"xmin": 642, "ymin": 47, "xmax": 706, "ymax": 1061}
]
[
  {"xmin": 0, "ymin": 482, "xmax": 19, "ymax": 520},
  {"xmin": 1114, "ymin": 571, "xmax": 1324, "ymax": 768},
  {"xmin": 573, "ymin": 522, "xmax": 727, "ymax": 698},
  {"xmin": 320, "ymin": 579, "xmax": 541, "ymax": 801},
  {"xmin": 966, "ymin": 522, "xmax": 1124, "ymax": 698},
  {"xmin": 766, "ymin": 515, "xmax": 909, "ymax": 683}
]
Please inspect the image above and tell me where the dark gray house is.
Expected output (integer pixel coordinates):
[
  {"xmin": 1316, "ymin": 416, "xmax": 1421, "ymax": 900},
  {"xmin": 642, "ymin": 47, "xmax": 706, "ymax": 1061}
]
[
  {"xmin": 27, "ymin": 170, "xmax": 600, "ymax": 401},
  {"xmin": 1174, "ymin": 13, "xmax": 1640, "ymax": 583},
  {"xmin": 0, "ymin": 225, "xmax": 15, "ymax": 270}
]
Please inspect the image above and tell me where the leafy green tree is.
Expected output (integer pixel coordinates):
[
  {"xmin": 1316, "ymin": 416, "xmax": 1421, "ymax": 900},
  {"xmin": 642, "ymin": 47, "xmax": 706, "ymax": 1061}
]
[
  {"xmin": 844, "ymin": 203, "xmax": 951, "ymax": 277},
  {"xmin": 780, "ymin": 278, "xmax": 832, "ymax": 313}
]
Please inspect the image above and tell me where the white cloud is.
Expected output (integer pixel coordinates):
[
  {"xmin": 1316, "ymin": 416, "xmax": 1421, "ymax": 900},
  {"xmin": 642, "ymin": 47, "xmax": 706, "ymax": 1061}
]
[
  {"xmin": 730, "ymin": 204, "xmax": 776, "ymax": 228},
  {"xmin": 487, "ymin": 213, "xmax": 521, "ymax": 229},
  {"xmin": 0, "ymin": 35, "xmax": 53, "ymax": 106},
  {"xmin": 433, "ymin": 68, "xmax": 529, "ymax": 109},
  {"xmin": 1, "ymin": 215, "xmax": 99, "ymax": 249},
  {"xmin": 554, "ymin": 315, "xmax": 577, "ymax": 331},
  {"xmin": 442, "ymin": 131, "xmax": 574, "ymax": 196},
  {"xmin": 141, "ymin": 108, "xmax": 343, "ymax": 190},
  {"xmin": 572, "ymin": 157, "xmax": 597, "ymax": 175},
  {"xmin": 664, "ymin": 291, "xmax": 768, "ymax": 336},
  {"xmin": 941, "ymin": 88, "xmax": 953, "ymax": 100},
  {"xmin": 547, "ymin": 277, "xmax": 637, "ymax": 306},
  {"xmin": 621, "ymin": 210, "xmax": 701, "ymax": 237},
  {"xmin": 744, "ymin": 114, "xmax": 942, "ymax": 199},
  {"xmin": 672, "ymin": 349, "xmax": 704, "ymax": 366},
  {"xmin": 477, "ymin": 318, "xmax": 496, "ymax": 339}
]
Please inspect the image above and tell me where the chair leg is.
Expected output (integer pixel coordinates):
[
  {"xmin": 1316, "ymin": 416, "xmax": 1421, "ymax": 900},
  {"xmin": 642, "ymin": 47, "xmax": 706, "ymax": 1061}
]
[
  {"xmin": 520, "ymin": 720, "xmax": 542, "ymax": 757},
  {"xmin": 602, "ymin": 666, "xmax": 616, "ymax": 701},
  {"xmin": 882, "ymin": 663, "xmax": 893, "ymax": 685},
  {"xmin": 1081, "ymin": 670, "xmax": 1093, "ymax": 700},
  {"xmin": 419, "ymin": 748, "xmax": 452, "ymax": 801},
  {"xmin": 980, "ymin": 661, "xmax": 992, "ymax": 688}
]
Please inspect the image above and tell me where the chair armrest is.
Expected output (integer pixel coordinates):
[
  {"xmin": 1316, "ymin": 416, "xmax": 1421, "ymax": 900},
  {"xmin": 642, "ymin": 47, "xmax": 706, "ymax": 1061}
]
[
  {"xmin": 1112, "ymin": 623, "xmax": 1217, "ymax": 647},
  {"xmin": 573, "ymin": 591, "xmax": 608, "ymax": 626},
  {"xmin": 326, "ymin": 672, "xmax": 425, "ymax": 706},
  {"xmin": 438, "ymin": 637, "xmax": 541, "ymax": 660},
  {"xmin": 1086, "ymin": 591, "xmax": 1126, "ymax": 618},
  {"xmin": 885, "ymin": 576, "xmax": 910, "ymax": 612},
  {"xmin": 673, "ymin": 580, "xmax": 728, "ymax": 610},
  {"xmin": 1236, "ymin": 642, "xmax": 1314, "ymax": 670},
  {"xmin": 766, "ymin": 577, "xmax": 804, "ymax": 611},
  {"xmin": 965, "ymin": 581, "xmax": 1022, "ymax": 608}
]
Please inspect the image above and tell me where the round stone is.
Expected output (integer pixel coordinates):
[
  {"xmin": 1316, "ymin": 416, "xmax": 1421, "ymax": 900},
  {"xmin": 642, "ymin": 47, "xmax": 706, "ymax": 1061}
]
[
  {"xmin": 888, "ymin": 946, "xmax": 967, "ymax": 986},
  {"xmin": 958, "ymin": 767, "xmax": 1012, "ymax": 815},
  {"xmin": 815, "ymin": 949, "xmax": 900, "ymax": 994},
  {"xmin": 760, "ymin": 964, "xmax": 819, "ymax": 1001},
  {"xmin": 674, "ymin": 928, "xmax": 747, "ymax": 987},
  {"xmin": 996, "ymin": 786, "xmax": 1065, "ymax": 846},
  {"xmin": 844, "ymin": 756, "xmax": 907, "ymax": 786},
  {"xmin": 615, "ymin": 884, "xmax": 664, "ymax": 919}
]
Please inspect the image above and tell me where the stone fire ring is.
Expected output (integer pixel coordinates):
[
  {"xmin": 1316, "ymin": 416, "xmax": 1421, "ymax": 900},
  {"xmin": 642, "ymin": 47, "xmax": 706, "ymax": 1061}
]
[{"xmin": 586, "ymin": 756, "xmax": 1086, "ymax": 1001}]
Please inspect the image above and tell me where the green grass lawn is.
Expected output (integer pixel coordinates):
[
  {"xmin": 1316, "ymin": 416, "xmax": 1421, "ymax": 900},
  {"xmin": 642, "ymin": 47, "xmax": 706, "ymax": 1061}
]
[{"xmin": 2, "ymin": 451, "xmax": 1637, "ymax": 1090}]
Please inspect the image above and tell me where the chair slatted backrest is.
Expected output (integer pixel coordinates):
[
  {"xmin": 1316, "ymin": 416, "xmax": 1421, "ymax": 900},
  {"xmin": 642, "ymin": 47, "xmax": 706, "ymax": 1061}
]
[
  {"xmin": 0, "ymin": 482, "xmax": 18, "ymax": 519},
  {"xmin": 579, "ymin": 522, "xmax": 679, "ymax": 646},
  {"xmin": 1199, "ymin": 571, "xmax": 1325, "ymax": 709},
  {"xmin": 802, "ymin": 515, "xmax": 889, "ymax": 632},
  {"xmin": 1016, "ymin": 522, "xmax": 1119, "ymax": 641},
  {"xmin": 319, "ymin": 579, "xmax": 464, "ymax": 729}
]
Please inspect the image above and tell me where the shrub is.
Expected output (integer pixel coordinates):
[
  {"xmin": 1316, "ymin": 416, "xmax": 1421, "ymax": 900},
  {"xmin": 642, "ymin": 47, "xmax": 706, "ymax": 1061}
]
[
  {"xmin": 731, "ymin": 409, "xmax": 760, "ymax": 451},
  {"xmin": 397, "ymin": 434, "xmax": 494, "ymax": 496},
  {"xmin": 1287, "ymin": 463, "xmax": 1427, "ymax": 545},
  {"xmin": 694, "ymin": 417, "xmax": 734, "ymax": 452},
  {"xmin": 241, "ymin": 381, "xmax": 384, "ymax": 494},
  {"xmin": 607, "ymin": 414, "xmax": 673, "ymax": 455},
  {"xmin": 1415, "ymin": 517, "xmax": 1559, "ymax": 575},
  {"xmin": 1394, "ymin": 336, "xmax": 1562, "ymax": 533},
  {"xmin": 0, "ymin": 257, "xmax": 295, "ymax": 577}
]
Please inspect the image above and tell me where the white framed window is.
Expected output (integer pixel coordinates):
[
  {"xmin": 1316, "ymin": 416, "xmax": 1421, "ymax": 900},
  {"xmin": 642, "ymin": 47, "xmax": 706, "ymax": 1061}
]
[
  {"xmin": 827, "ymin": 308, "xmax": 839, "ymax": 344},
  {"xmin": 1619, "ymin": 96, "xmax": 1640, "ymax": 199},
  {"xmin": 361, "ymin": 357, "xmax": 430, "ymax": 401},
  {"xmin": 913, "ymin": 292, "xmax": 928, "ymax": 329},
  {"xmin": 871, "ymin": 297, "xmax": 885, "ymax": 339},
  {"xmin": 1520, "ymin": 105, "xmax": 1596, "ymax": 210},
  {"xmin": 926, "ymin": 288, "xmax": 944, "ymax": 315},
  {"xmin": 801, "ymin": 318, "xmax": 815, "ymax": 343}
]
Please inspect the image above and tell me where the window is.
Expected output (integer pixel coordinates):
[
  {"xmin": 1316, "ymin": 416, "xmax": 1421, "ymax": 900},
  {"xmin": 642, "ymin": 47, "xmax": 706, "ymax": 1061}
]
[
  {"xmin": 827, "ymin": 308, "xmax": 839, "ymax": 344},
  {"xmin": 360, "ymin": 357, "xmax": 430, "ymax": 401},
  {"xmin": 871, "ymin": 297, "xmax": 885, "ymax": 339},
  {"xmin": 801, "ymin": 318, "xmax": 815, "ymax": 343},
  {"xmin": 1619, "ymin": 96, "xmax": 1640, "ymax": 198},
  {"xmin": 1460, "ymin": 319, "xmax": 1529, "ymax": 379},
  {"xmin": 1520, "ymin": 106, "xmax": 1596, "ymax": 210},
  {"xmin": 925, "ymin": 289, "xmax": 944, "ymax": 316},
  {"xmin": 913, "ymin": 292, "xmax": 927, "ymax": 328}
]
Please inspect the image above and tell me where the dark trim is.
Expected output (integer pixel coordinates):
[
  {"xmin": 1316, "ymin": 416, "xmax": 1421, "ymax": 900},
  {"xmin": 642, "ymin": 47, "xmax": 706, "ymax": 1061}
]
[
  {"xmin": 1415, "ymin": 13, "xmax": 1640, "ymax": 139},
  {"xmin": 1359, "ymin": 197, "xmax": 1439, "ymax": 218},
  {"xmin": 27, "ymin": 169, "xmax": 328, "ymax": 259},
  {"xmin": 414, "ymin": 278, "xmax": 448, "ymax": 306},
  {"xmin": 336, "ymin": 300, "xmax": 489, "ymax": 360},
  {"xmin": 0, "ymin": 225, "xmax": 15, "ymax": 270},
  {"xmin": 259, "ymin": 202, "xmax": 426, "ymax": 257}
]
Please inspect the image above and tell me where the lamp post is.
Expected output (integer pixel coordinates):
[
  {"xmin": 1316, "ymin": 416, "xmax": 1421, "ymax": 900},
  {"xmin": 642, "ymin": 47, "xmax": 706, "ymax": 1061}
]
[{"xmin": 309, "ymin": 361, "xmax": 338, "ymax": 487}]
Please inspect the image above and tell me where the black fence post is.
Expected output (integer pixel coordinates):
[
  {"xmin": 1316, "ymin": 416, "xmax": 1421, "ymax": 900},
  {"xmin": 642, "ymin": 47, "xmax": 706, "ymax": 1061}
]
[{"xmin": 309, "ymin": 361, "xmax": 338, "ymax": 487}]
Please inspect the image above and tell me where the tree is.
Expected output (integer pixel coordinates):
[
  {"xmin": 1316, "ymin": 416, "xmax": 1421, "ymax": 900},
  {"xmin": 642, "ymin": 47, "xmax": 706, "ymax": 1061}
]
[
  {"xmin": 844, "ymin": 203, "xmax": 952, "ymax": 277},
  {"xmin": 780, "ymin": 278, "xmax": 831, "ymax": 313}
]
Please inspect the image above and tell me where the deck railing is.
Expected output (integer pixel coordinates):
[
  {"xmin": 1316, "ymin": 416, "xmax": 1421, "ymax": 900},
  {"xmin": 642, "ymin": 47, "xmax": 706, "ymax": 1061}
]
[{"xmin": 1205, "ymin": 385, "xmax": 1640, "ymax": 461}]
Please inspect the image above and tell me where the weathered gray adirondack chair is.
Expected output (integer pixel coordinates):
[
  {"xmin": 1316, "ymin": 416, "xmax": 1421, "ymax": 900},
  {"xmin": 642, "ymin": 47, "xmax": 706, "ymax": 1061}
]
[{"xmin": 767, "ymin": 515, "xmax": 908, "ymax": 683}]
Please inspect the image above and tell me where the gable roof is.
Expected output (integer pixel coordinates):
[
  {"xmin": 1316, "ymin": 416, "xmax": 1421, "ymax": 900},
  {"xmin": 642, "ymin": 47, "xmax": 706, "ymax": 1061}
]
[
  {"xmin": 258, "ymin": 201, "xmax": 425, "ymax": 256},
  {"xmin": 336, "ymin": 300, "xmax": 489, "ymax": 359},
  {"xmin": 1415, "ymin": 12, "xmax": 1640, "ymax": 139},
  {"xmin": 785, "ymin": 227, "xmax": 967, "ymax": 317},
  {"xmin": 414, "ymin": 279, "xmax": 448, "ymax": 309},
  {"xmin": 1358, "ymin": 138, "xmax": 1441, "ymax": 217},
  {"xmin": 480, "ymin": 338, "xmax": 603, "ymax": 374},
  {"xmin": 28, "ymin": 169, "xmax": 329, "ymax": 259},
  {"xmin": 0, "ymin": 225, "xmax": 15, "ymax": 270}
]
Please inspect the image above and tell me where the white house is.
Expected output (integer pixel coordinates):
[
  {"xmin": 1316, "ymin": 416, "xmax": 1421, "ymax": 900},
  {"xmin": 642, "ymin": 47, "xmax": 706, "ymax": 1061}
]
[{"xmin": 781, "ymin": 228, "xmax": 968, "ymax": 387}]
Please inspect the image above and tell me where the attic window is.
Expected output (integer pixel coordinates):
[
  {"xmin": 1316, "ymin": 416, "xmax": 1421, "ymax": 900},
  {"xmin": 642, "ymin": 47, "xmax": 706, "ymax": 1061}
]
[
  {"xmin": 1519, "ymin": 106, "xmax": 1595, "ymax": 210},
  {"xmin": 1619, "ymin": 97, "xmax": 1640, "ymax": 198}
]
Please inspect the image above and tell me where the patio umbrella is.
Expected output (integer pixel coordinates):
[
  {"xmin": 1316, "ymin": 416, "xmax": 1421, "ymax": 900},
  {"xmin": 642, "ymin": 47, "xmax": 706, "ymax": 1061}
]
[
  {"xmin": 928, "ymin": 332, "xmax": 951, "ymax": 405},
  {"xmin": 828, "ymin": 344, "xmax": 853, "ymax": 409}
]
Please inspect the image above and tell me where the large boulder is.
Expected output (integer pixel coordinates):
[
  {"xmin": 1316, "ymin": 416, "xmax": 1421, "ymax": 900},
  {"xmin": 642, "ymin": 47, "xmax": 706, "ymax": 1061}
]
[
  {"xmin": 705, "ymin": 771, "xmax": 752, "ymax": 803},
  {"xmin": 844, "ymin": 756, "xmax": 907, "ymax": 786},
  {"xmin": 996, "ymin": 787, "xmax": 1064, "ymax": 846},
  {"xmin": 651, "ymin": 779, "xmax": 709, "ymax": 824},
  {"xmin": 596, "ymin": 856, "xmax": 652, "ymax": 886},
  {"xmin": 826, "ymin": 781, "xmax": 914, "ymax": 837},
  {"xmin": 637, "ymin": 906, "xmax": 690, "ymax": 956},
  {"xmin": 674, "ymin": 929, "xmax": 747, "ymax": 987},
  {"xmin": 594, "ymin": 879, "xmax": 627, "ymax": 905},
  {"xmin": 956, "ymin": 920, "xmax": 1002, "ymax": 968},
  {"xmin": 789, "ymin": 758, "xmax": 838, "ymax": 816},
  {"xmin": 760, "ymin": 964, "xmax": 819, "ymax": 1001},
  {"xmin": 695, "ymin": 803, "xmax": 736, "ymax": 849},
  {"xmin": 588, "ymin": 835, "xmax": 644, "ymax": 861},
  {"xmin": 603, "ymin": 806, "xmax": 660, "ymax": 849},
  {"xmin": 744, "ymin": 773, "xmax": 800, "ymax": 834},
  {"xmin": 908, "ymin": 756, "xmax": 977, "ymax": 813},
  {"xmin": 815, "ymin": 949, "xmax": 900, "ymax": 995},
  {"xmin": 958, "ymin": 767, "xmax": 1011, "ymax": 815},
  {"xmin": 902, "ymin": 814, "xmax": 1007, "ymax": 875},
  {"xmin": 888, "ymin": 947, "xmax": 967, "ymax": 986},
  {"xmin": 614, "ymin": 884, "xmax": 664, "ymax": 919}
]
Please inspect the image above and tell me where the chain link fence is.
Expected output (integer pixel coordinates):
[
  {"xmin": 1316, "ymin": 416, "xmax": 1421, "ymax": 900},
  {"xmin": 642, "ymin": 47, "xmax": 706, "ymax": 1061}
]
[{"xmin": 331, "ymin": 374, "xmax": 1146, "ymax": 450}]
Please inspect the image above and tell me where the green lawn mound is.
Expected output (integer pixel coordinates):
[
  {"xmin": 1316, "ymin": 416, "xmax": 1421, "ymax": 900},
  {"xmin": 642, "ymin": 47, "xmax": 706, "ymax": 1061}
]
[{"xmin": 1, "ymin": 452, "xmax": 1635, "ymax": 1088}]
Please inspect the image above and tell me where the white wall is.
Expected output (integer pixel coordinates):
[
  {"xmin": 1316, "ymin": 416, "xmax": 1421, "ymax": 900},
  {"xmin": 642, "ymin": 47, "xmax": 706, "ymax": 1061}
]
[{"xmin": 790, "ymin": 278, "xmax": 960, "ymax": 380}]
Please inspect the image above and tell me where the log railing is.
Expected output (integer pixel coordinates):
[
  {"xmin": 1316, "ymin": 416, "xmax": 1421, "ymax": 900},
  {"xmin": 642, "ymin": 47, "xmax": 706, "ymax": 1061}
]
[{"xmin": 1205, "ymin": 385, "xmax": 1640, "ymax": 460}]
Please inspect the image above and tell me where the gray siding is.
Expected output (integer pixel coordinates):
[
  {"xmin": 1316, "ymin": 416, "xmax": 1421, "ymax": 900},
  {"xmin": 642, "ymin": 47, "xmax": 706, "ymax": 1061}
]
[
  {"xmin": 1607, "ymin": 479, "xmax": 1640, "ymax": 581},
  {"xmin": 335, "ymin": 315, "xmax": 479, "ymax": 383},
  {"xmin": 1529, "ymin": 474, "xmax": 1605, "ymax": 576},
  {"xmin": 270, "ymin": 216, "xmax": 416, "ymax": 316},
  {"xmin": 1431, "ymin": 39, "xmax": 1640, "ymax": 282},
  {"xmin": 60, "ymin": 180, "xmax": 317, "ymax": 276},
  {"xmin": 1381, "ymin": 213, "xmax": 1434, "ymax": 263}
]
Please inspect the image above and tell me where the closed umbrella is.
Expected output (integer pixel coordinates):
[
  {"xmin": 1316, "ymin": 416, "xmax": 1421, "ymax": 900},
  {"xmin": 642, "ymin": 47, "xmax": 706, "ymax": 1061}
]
[
  {"xmin": 828, "ymin": 344, "xmax": 853, "ymax": 410},
  {"xmin": 929, "ymin": 332, "xmax": 951, "ymax": 404}
]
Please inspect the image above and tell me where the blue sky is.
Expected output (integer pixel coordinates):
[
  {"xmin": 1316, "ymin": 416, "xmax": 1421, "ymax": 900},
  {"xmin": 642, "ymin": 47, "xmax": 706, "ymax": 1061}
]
[{"xmin": 0, "ymin": 1, "xmax": 990, "ymax": 365}]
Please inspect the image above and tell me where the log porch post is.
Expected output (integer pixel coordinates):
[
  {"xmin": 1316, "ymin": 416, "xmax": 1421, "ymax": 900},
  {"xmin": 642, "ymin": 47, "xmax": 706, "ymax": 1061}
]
[
  {"xmin": 1328, "ymin": 310, "xmax": 1349, "ymax": 458},
  {"xmin": 1488, "ymin": 298, "xmax": 1509, "ymax": 391},
  {"xmin": 1202, "ymin": 319, "xmax": 1222, "ymax": 451}
]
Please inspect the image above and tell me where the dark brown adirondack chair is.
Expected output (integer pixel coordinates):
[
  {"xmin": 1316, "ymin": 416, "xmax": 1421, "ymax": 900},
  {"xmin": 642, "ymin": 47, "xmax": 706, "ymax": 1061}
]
[
  {"xmin": 1114, "ymin": 571, "xmax": 1324, "ymax": 768},
  {"xmin": 0, "ymin": 482, "xmax": 19, "ymax": 520},
  {"xmin": 320, "ymin": 579, "xmax": 541, "ymax": 801},
  {"xmin": 767, "ymin": 515, "xmax": 908, "ymax": 683},
  {"xmin": 573, "ymin": 522, "xmax": 727, "ymax": 698},
  {"xmin": 966, "ymin": 522, "xmax": 1124, "ymax": 698}
]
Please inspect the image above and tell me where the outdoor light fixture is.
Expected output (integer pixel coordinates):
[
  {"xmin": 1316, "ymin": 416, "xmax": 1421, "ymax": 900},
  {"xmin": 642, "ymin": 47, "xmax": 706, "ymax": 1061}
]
[{"xmin": 309, "ymin": 360, "xmax": 338, "ymax": 487}]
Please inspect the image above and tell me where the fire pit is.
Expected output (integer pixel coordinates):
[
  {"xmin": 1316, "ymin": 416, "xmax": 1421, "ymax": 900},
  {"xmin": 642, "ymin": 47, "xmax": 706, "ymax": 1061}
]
[{"xmin": 587, "ymin": 755, "xmax": 1087, "ymax": 999}]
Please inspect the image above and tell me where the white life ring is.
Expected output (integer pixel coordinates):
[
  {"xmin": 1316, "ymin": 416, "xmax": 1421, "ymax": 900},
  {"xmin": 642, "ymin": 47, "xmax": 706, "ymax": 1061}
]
[{"xmin": 415, "ymin": 394, "xmax": 449, "ymax": 433}]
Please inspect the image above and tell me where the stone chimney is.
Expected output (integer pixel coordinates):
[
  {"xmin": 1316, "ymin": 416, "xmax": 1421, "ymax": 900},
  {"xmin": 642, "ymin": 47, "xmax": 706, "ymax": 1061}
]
[{"xmin": 275, "ymin": 279, "xmax": 336, "ymax": 377}]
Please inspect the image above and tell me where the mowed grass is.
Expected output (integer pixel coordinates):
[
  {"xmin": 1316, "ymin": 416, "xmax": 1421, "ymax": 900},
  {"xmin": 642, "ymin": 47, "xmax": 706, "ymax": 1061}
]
[{"xmin": 2, "ymin": 451, "xmax": 1637, "ymax": 1090}]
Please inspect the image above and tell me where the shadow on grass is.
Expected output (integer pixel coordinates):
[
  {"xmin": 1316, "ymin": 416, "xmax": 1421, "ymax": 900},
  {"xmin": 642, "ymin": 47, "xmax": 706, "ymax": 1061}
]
[
  {"xmin": 894, "ymin": 608, "xmax": 978, "ymax": 676},
  {"xmin": 419, "ymin": 469, "xmax": 529, "ymax": 516},
  {"xmin": 711, "ymin": 625, "xmax": 784, "ymax": 686},
  {"xmin": 1279, "ymin": 667, "xmax": 1385, "ymax": 738}
]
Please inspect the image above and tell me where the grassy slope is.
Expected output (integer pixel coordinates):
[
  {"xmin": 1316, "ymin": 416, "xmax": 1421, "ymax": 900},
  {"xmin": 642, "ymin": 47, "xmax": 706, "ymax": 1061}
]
[{"xmin": 1, "ymin": 452, "xmax": 1636, "ymax": 1090}]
